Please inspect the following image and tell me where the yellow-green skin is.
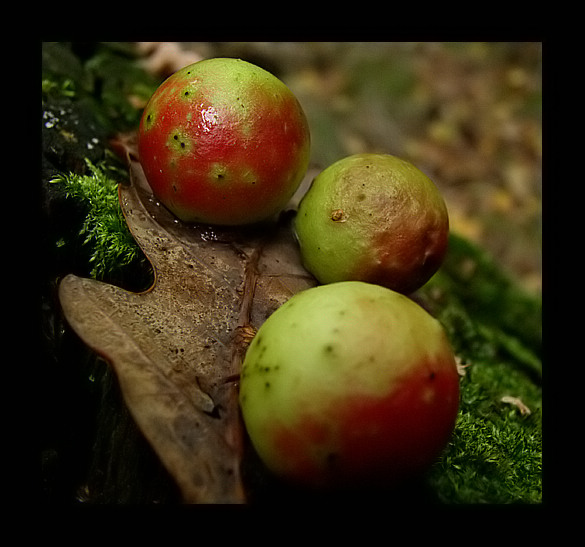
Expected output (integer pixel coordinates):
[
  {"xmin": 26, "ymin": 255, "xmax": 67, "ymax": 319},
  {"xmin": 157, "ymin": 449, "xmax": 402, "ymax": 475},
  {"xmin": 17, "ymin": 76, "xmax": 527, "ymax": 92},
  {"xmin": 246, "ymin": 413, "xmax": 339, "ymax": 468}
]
[
  {"xmin": 239, "ymin": 281, "xmax": 460, "ymax": 488},
  {"xmin": 294, "ymin": 154, "xmax": 449, "ymax": 294}
]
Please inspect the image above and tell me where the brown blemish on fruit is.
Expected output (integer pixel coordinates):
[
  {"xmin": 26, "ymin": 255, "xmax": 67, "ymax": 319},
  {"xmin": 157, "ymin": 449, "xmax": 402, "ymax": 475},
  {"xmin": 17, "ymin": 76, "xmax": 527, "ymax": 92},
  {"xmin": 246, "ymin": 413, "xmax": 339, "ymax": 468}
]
[{"xmin": 331, "ymin": 209, "xmax": 347, "ymax": 222}]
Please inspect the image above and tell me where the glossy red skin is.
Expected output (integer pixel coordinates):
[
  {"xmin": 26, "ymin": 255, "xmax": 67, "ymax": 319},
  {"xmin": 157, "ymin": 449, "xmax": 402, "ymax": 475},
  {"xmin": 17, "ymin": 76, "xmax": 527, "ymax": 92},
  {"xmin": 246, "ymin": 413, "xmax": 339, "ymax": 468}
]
[
  {"xmin": 138, "ymin": 59, "xmax": 310, "ymax": 225},
  {"xmin": 268, "ymin": 358, "xmax": 460, "ymax": 488}
]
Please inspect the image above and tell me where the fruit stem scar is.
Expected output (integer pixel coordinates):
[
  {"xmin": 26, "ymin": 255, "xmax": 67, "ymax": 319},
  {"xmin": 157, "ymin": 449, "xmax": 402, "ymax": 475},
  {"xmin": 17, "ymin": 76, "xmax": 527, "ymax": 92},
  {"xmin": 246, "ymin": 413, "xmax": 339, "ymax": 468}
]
[{"xmin": 331, "ymin": 209, "xmax": 347, "ymax": 222}]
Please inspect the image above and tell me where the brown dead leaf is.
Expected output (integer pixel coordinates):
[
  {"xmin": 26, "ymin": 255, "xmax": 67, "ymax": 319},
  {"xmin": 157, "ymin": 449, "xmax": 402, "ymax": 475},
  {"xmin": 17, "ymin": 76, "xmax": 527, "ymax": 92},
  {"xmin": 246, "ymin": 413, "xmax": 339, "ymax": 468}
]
[
  {"xmin": 58, "ymin": 133, "xmax": 316, "ymax": 503},
  {"xmin": 136, "ymin": 42, "xmax": 204, "ymax": 79},
  {"xmin": 455, "ymin": 355, "xmax": 471, "ymax": 377},
  {"xmin": 501, "ymin": 395, "xmax": 532, "ymax": 416}
]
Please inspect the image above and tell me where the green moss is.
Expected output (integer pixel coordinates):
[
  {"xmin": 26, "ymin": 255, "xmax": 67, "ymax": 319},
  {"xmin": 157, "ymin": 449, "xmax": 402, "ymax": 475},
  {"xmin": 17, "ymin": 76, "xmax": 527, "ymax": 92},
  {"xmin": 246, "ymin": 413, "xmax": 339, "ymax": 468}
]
[
  {"xmin": 428, "ymin": 349, "xmax": 542, "ymax": 503},
  {"xmin": 418, "ymin": 233, "xmax": 542, "ymax": 504},
  {"xmin": 431, "ymin": 408, "xmax": 542, "ymax": 504},
  {"xmin": 43, "ymin": 42, "xmax": 161, "ymax": 132},
  {"xmin": 42, "ymin": 77, "xmax": 77, "ymax": 98},
  {"xmin": 49, "ymin": 158, "xmax": 151, "ymax": 285}
]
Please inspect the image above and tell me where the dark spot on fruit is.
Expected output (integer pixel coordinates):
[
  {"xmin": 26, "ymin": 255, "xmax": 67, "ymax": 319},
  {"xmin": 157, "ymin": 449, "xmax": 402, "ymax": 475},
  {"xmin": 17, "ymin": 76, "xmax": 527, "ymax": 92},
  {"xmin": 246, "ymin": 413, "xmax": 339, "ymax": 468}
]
[
  {"xmin": 168, "ymin": 131, "xmax": 190, "ymax": 153},
  {"xmin": 331, "ymin": 209, "xmax": 347, "ymax": 222},
  {"xmin": 144, "ymin": 112, "xmax": 155, "ymax": 130},
  {"xmin": 429, "ymin": 372, "xmax": 436, "ymax": 380},
  {"xmin": 326, "ymin": 453, "xmax": 338, "ymax": 466}
]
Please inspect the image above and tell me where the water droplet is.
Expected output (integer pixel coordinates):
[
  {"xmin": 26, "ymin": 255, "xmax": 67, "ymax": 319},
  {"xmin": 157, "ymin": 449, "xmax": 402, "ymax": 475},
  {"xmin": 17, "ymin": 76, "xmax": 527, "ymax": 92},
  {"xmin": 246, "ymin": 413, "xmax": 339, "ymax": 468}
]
[{"xmin": 43, "ymin": 110, "xmax": 59, "ymax": 129}]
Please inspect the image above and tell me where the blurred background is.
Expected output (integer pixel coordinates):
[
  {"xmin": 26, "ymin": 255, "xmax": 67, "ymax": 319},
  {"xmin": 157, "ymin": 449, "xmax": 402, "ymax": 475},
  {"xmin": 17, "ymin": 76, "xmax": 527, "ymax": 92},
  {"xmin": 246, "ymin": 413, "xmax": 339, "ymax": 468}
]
[{"xmin": 141, "ymin": 42, "xmax": 541, "ymax": 295}]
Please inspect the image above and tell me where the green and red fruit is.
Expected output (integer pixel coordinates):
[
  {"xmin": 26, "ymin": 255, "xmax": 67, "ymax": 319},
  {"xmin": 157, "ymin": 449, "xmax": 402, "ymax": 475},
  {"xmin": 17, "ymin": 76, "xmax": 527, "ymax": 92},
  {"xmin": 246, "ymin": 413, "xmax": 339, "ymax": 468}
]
[
  {"xmin": 295, "ymin": 154, "xmax": 449, "ymax": 294},
  {"xmin": 239, "ymin": 281, "xmax": 460, "ymax": 489},
  {"xmin": 138, "ymin": 58, "xmax": 310, "ymax": 225}
]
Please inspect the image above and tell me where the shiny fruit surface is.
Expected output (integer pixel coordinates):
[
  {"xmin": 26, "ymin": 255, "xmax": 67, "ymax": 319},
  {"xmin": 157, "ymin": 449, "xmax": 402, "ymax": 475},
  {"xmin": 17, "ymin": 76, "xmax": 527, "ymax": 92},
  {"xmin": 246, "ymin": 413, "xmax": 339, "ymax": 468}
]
[{"xmin": 138, "ymin": 58, "xmax": 310, "ymax": 225}]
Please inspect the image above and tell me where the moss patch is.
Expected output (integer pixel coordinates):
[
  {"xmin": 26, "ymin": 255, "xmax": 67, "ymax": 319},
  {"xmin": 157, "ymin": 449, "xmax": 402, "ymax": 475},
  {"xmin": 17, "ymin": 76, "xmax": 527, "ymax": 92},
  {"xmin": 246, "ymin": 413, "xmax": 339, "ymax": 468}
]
[
  {"xmin": 418, "ymin": 233, "xmax": 542, "ymax": 503},
  {"xmin": 49, "ymin": 158, "xmax": 152, "ymax": 286}
]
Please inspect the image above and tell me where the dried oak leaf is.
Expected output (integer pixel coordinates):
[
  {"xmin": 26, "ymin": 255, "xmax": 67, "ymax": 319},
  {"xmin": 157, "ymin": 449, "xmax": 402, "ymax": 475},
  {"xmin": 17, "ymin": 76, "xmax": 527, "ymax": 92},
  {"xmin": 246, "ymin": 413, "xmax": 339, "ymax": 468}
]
[
  {"xmin": 500, "ymin": 395, "xmax": 532, "ymax": 416},
  {"xmin": 58, "ymin": 134, "xmax": 316, "ymax": 503}
]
